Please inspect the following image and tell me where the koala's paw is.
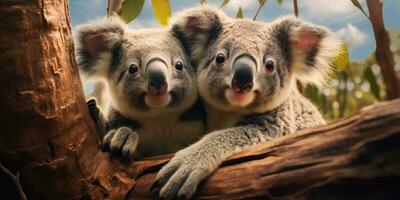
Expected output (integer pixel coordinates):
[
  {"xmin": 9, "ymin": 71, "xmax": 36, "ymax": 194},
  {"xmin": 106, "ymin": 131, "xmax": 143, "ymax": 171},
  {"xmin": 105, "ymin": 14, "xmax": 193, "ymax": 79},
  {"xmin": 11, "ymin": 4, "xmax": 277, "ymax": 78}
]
[
  {"xmin": 151, "ymin": 145, "xmax": 216, "ymax": 200},
  {"xmin": 87, "ymin": 98, "xmax": 100, "ymax": 124},
  {"xmin": 102, "ymin": 127, "xmax": 139, "ymax": 162}
]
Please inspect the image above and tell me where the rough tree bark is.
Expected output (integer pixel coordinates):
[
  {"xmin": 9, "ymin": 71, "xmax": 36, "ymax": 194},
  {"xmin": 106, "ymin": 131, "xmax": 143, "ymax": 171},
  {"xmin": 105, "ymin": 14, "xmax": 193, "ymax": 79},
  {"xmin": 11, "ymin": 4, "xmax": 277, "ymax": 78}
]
[
  {"xmin": 0, "ymin": 1, "xmax": 399, "ymax": 200},
  {"xmin": 127, "ymin": 99, "xmax": 400, "ymax": 199},
  {"xmin": 0, "ymin": 1, "xmax": 135, "ymax": 199},
  {"xmin": 367, "ymin": 0, "xmax": 400, "ymax": 100}
]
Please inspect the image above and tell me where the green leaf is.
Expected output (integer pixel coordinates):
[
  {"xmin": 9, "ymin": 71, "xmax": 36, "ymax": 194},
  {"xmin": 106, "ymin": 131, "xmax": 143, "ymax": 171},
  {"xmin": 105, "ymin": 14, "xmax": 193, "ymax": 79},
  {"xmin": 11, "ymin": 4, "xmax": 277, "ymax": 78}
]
[
  {"xmin": 121, "ymin": 0, "xmax": 145, "ymax": 23},
  {"xmin": 276, "ymin": 0, "xmax": 283, "ymax": 5},
  {"xmin": 320, "ymin": 93, "xmax": 329, "ymax": 114},
  {"xmin": 364, "ymin": 67, "xmax": 381, "ymax": 100},
  {"xmin": 350, "ymin": 0, "xmax": 369, "ymax": 19},
  {"xmin": 334, "ymin": 44, "xmax": 350, "ymax": 71},
  {"xmin": 305, "ymin": 84, "xmax": 320, "ymax": 105},
  {"xmin": 151, "ymin": 0, "xmax": 172, "ymax": 26},
  {"xmin": 236, "ymin": 7, "xmax": 244, "ymax": 18},
  {"xmin": 220, "ymin": 0, "xmax": 229, "ymax": 8},
  {"xmin": 259, "ymin": 0, "xmax": 266, "ymax": 6}
]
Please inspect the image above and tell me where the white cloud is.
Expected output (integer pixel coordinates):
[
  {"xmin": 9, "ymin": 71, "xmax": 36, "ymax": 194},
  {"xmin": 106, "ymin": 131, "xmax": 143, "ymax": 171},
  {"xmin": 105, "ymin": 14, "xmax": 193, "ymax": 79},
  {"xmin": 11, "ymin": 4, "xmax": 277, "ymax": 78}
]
[
  {"xmin": 222, "ymin": 0, "xmax": 258, "ymax": 16},
  {"xmin": 225, "ymin": 0, "xmax": 257, "ymax": 9},
  {"xmin": 284, "ymin": 0, "xmax": 367, "ymax": 23},
  {"xmin": 128, "ymin": 19, "xmax": 161, "ymax": 29},
  {"xmin": 336, "ymin": 23, "xmax": 367, "ymax": 47}
]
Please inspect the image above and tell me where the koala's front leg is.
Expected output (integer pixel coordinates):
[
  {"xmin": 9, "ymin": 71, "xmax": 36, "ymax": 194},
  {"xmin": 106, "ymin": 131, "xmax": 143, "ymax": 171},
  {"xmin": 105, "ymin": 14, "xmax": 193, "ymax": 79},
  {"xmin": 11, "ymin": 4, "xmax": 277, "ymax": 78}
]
[
  {"xmin": 152, "ymin": 126, "xmax": 269, "ymax": 200},
  {"xmin": 87, "ymin": 98, "xmax": 108, "ymax": 138},
  {"xmin": 87, "ymin": 98, "xmax": 100, "ymax": 124},
  {"xmin": 102, "ymin": 127, "xmax": 139, "ymax": 162}
]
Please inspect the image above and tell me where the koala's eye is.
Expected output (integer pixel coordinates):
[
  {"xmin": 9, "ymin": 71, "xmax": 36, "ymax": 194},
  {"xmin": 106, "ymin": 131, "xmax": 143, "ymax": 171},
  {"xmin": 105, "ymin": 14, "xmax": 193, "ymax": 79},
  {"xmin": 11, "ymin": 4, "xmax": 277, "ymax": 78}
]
[
  {"xmin": 265, "ymin": 60, "xmax": 275, "ymax": 73},
  {"xmin": 128, "ymin": 64, "xmax": 138, "ymax": 74},
  {"xmin": 175, "ymin": 61, "xmax": 184, "ymax": 70},
  {"xmin": 215, "ymin": 53, "xmax": 226, "ymax": 65}
]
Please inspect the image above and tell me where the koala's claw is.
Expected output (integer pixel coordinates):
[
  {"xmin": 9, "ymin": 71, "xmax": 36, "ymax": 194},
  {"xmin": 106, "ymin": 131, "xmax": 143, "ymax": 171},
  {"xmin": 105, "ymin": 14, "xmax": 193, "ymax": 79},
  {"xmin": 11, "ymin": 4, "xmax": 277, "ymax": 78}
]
[
  {"xmin": 102, "ymin": 127, "xmax": 139, "ymax": 162},
  {"xmin": 153, "ymin": 148, "xmax": 213, "ymax": 200},
  {"xmin": 87, "ymin": 98, "xmax": 100, "ymax": 124}
]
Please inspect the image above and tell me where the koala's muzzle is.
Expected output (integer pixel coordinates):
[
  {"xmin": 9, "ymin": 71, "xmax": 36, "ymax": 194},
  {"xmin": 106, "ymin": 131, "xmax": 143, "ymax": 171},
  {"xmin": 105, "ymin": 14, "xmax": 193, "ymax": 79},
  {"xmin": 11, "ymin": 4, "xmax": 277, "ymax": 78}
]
[
  {"xmin": 147, "ymin": 60, "xmax": 168, "ymax": 96},
  {"xmin": 231, "ymin": 56, "xmax": 255, "ymax": 93}
]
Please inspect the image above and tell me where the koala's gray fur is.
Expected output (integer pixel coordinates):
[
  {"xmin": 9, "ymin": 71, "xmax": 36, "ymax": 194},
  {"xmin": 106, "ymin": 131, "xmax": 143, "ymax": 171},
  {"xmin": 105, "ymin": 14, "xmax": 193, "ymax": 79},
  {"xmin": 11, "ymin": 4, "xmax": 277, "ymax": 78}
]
[
  {"xmin": 152, "ymin": 6, "xmax": 341, "ymax": 199},
  {"xmin": 75, "ymin": 17, "xmax": 205, "ymax": 161}
]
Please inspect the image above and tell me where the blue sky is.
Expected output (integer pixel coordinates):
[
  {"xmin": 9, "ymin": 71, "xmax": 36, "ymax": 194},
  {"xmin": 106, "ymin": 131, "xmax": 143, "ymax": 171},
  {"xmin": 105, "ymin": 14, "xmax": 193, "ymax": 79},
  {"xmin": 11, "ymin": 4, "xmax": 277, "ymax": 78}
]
[{"xmin": 69, "ymin": 0, "xmax": 400, "ymax": 61}]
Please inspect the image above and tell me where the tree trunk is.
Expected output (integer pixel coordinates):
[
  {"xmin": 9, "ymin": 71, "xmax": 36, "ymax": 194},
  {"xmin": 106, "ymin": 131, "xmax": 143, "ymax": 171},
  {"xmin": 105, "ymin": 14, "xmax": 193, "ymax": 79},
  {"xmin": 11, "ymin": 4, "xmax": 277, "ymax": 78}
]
[
  {"xmin": 367, "ymin": 0, "xmax": 400, "ymax": 100},
  {"xmin": 127, "ymin": 99, "xmax": 400, "ymax": 199},
  {"xmin": 0, "ymin": 1, "xmax": 135, "ymax": 199}
]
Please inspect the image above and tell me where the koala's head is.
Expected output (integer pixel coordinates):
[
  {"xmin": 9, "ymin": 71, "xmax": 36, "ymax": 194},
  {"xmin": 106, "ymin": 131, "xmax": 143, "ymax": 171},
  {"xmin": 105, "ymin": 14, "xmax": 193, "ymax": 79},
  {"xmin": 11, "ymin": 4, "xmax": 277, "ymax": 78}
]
[
  {"xmin": 75, "ymin": 17, "xmax": 196, "ymax": 118},
  {"xmin": 172, "ymin": 6, "xmax": 341, "ymax": 114}
]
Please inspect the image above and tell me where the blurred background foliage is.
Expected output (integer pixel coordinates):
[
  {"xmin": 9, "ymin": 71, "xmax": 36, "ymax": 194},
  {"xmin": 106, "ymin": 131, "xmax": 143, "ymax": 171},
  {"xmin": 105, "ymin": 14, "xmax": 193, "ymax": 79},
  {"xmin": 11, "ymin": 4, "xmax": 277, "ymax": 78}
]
[
  {"xmin": 307, "ymin": 28, "xmax": 400, "ymax": 121},
  {"xmin": 106, "ymin": 0, "xmax": 400, "ymax": 121}
]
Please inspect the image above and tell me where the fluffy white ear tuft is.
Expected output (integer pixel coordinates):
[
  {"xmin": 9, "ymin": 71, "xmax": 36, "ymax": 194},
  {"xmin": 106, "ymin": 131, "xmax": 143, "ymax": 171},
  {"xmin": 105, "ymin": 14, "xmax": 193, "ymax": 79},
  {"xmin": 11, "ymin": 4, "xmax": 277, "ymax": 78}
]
[
  {"xmin": 170, "ymin": 6, "xmax": 228, "ymax": 63},
  {"xmin": 273, "ymin": 16, "xmax": 342, "ymax": 86},
  {"xmin": 75, "ymin": 17, "xmax": 126, "ymax": 81}
]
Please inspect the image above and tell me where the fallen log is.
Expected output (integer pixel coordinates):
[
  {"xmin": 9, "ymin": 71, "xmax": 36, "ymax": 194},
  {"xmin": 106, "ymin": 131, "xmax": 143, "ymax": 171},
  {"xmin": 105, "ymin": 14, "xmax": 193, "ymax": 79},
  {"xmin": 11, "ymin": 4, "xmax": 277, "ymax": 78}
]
[{"xmin": 127, "ymin": 99, "xmax": 400, "ymax": 199}]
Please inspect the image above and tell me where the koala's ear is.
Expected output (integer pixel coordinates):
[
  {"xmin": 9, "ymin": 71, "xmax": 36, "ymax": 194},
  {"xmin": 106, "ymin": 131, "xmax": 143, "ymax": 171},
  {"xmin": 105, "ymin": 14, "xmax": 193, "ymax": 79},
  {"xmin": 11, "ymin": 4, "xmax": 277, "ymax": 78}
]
[
  {"xmin": 170, "ymin": 6, "xmax": 228, "ymax": 63},
  {"xmin": 75, "ymin": 17, "xmax": 126, "ymax": 80},
  {"xmin": 273, "ymin": 16, "xmax": 341, "ymax": 86}
]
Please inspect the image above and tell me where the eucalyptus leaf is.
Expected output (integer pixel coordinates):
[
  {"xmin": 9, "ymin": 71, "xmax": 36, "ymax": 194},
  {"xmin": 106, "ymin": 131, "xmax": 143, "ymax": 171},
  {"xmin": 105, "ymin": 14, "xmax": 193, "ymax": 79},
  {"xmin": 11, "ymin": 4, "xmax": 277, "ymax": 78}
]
[
  {"xmin": 151, "ymin": 0, "xmax": 171, "ymax": 26},
  {"xmin": 320, "ymin": 93, "xmax": 328, "ymax": 114},
  {"xmin": 350, "ymin": 0, "xmax": 369, "ymax": 19},
  {"xmin": 305, "ymin": 84, "xmax": 320, "ymax": 106},
  {"xmin": 364, "ymin": 67, "xmax": 381, "ymax": 100},
  {"xmin": 220, "ymin": 0, "xmax": 229, "ymax": 8},
  {"xmin": 121, "ymin": 0, "xmax": 145, "ymax": 23},
  {"xmin": 236, "ymin": 7, "xmax": 243, "ymax": 18},
  {"xmin": 334, "ymin": 44, "xmax": 350, "ymax": 71}
]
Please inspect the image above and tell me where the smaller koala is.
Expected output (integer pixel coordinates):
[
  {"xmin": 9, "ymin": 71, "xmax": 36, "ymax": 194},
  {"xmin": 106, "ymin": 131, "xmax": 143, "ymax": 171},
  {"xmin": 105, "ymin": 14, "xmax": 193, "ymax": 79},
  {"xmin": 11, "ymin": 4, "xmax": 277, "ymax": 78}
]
[
  {"xmin": 152, "ymin": 6, "xmax": 341, "ymax": 199},
  {"xmin": 75, "ymin": 17, "xmax": 205, "ymax": 161}
]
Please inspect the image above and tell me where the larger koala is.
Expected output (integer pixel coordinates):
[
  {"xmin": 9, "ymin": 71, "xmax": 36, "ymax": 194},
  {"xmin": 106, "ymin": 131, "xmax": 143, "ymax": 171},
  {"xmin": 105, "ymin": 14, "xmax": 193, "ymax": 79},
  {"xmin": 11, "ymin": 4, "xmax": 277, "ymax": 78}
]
[
  {"xmin": 75, "ymin": 17, "xmax": 205, "ymax": 161},
  {"xmin": 152, "ymin": 6, "xmax": 341, "ymax": 199}
]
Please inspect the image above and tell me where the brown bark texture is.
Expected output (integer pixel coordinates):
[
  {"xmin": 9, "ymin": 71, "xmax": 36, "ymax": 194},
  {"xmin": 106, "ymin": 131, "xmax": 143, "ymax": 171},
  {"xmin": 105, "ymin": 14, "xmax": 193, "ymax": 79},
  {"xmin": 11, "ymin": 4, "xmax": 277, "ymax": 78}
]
[
  {"xmin": 127, "ymin": 99, "xmax": 400, "ymax": 199},
  {"xmin": 367, "ymin": 0, "xmax": 400, "ymax": 100},
  {"xmin": 0, "ymin": 1, "xmax": 400, "ymax": 200},
  {"xmin": 0, "ymin": 1, "xmax": 135, "ymax": 199}
]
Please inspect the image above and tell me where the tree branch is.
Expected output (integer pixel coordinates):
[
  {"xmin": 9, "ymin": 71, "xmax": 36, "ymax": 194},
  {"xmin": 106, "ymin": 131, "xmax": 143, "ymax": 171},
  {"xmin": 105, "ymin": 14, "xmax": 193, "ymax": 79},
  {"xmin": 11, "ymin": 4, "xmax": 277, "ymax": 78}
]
[
  {"xmin": 107, "ymin": 0, "xmax": 123, "ymax": 16},
  {"xmin": 126, "ymin": 99, "xmax": 400, "ymax": 199},
  {"xmin": 0, "ymin": 163, "xmax": 28, "ymax": 200},
  {"xmin": 293, "ymin": 0, "xmax": 299, "ymax": 17},
  {"xmin": 253, "ymin": 1, "xmax": 266, "ymax": 21},
  {"xmin": 366, "ymin": 0, "xmax": 400, "ymax": 99},
  {"xmin": 1, "ymin": 1, "xmax": 399, "ymax": 199}
]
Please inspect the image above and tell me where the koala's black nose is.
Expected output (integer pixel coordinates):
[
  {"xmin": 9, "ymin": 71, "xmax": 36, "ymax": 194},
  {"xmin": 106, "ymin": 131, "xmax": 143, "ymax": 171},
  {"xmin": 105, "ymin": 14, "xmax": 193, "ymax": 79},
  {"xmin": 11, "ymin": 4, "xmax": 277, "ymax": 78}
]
[
  {"xmin": 232, "ymin": 56, "xmax": 255, "ymax": 92},
  {"xmin": 149, "ymin": 71, "xmax": 166, "ymax": 88},
  {"xmin": 147, "ymin": 59, "xmax": 169, "ymax": 95},
  {"xmin": 148, "ymin": 70, "xmax": 168, "ymax": 95}
]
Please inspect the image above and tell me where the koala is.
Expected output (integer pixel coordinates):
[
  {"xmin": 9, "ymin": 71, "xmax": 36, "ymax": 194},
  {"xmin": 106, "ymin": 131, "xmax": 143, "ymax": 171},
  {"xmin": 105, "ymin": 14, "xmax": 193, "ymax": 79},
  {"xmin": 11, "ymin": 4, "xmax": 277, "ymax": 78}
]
[
  {"xmin": 152, "ymin": 6, "xmax": 341, "ymax": 199},
  {"xmin": 75, "ymin": 17, "xmax": 205, "ymax": 161}
]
